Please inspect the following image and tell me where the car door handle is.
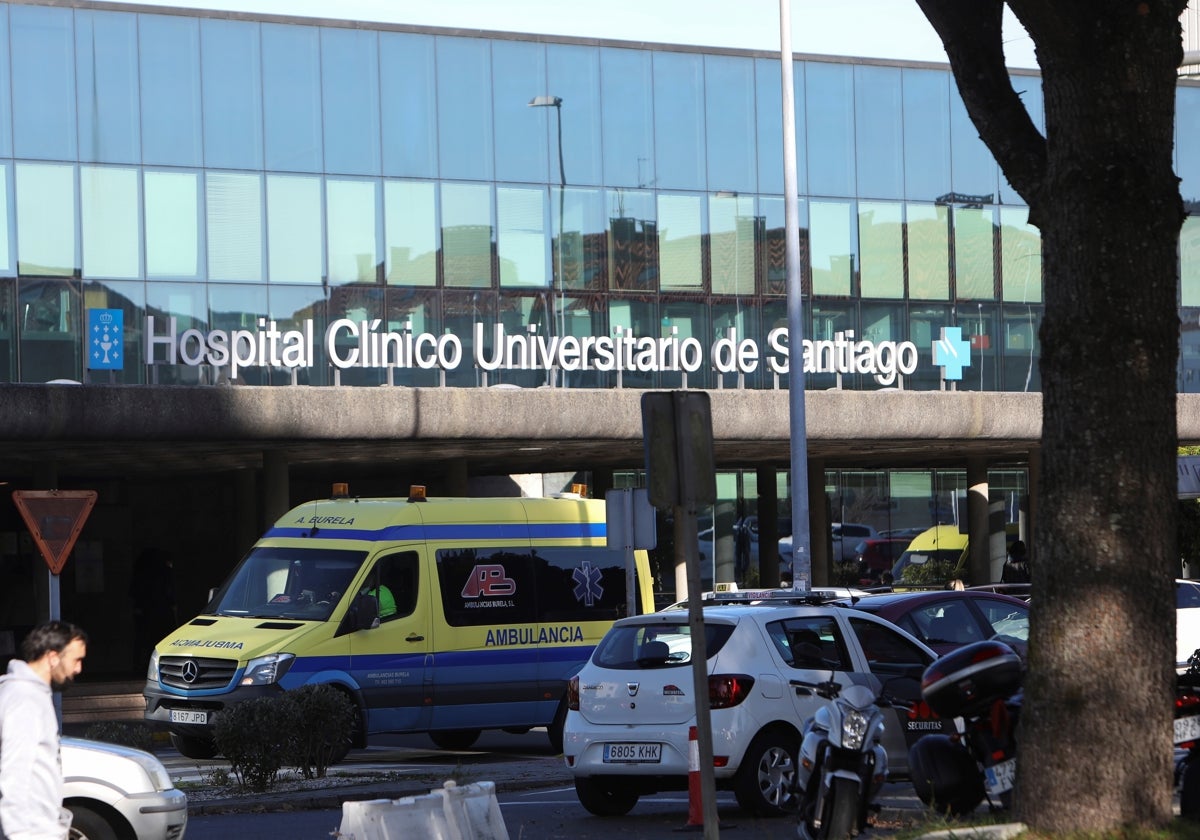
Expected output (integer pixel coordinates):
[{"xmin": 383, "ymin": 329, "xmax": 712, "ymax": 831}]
[{"xmin": 406, "ymin": 633, "xmax": 425, "ymax": 642}]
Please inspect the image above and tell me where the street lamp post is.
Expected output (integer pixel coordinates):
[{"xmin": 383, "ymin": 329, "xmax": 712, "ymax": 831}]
[{"xmin": 529, "ymin": 95, "xmax": 566, "ymax": 366}]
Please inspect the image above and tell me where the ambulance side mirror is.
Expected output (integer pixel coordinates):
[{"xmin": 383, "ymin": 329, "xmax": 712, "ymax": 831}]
[{"xmin": 336, "ymin": 593, "xmax": 380, "ymax": 636}]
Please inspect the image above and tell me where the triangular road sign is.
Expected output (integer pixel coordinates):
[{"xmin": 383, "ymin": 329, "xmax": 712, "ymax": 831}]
[{"xmin": 12, "ymin": 490, "xmax": 97, "ymax": 575}]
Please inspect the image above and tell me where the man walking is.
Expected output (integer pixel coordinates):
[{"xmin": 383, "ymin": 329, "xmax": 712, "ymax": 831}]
[{"xmin": 0, "ymin": 621, "xmax": 88, "ymax": 840}]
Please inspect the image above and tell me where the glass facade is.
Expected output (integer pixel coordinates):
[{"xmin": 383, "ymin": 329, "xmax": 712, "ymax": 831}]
[{"xmin": 0, "ymin": 3, "xmax": 1195, "ymax": 390}]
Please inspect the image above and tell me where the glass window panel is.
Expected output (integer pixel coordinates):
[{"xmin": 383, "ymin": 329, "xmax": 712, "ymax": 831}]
[
  {"xmin": 809, "ymin": 301, "xmax": 855, "ymax": 388},
  {"xmin": 269, "ymin": 283, "xmax": 327, "ymax": 384},
  {"xmin": 209, "ymin": 283, "xmax": 270, "ymax": 384},
  {"xmin": 11, "ymin": 5, "xmax": 75, "ymax": 160},
  {"xmin": 953, "ymin": 205, "xmax": 996, "ymax": 300},
  {"xmin": 442, "ymin": 182, "xmax": 493, "ymax": 288},
  {"xmin": 854, "ymin": 66, "xmax": 903, "ymax": 200},
  {"xmin": 858, "ymin": 201, "xmax": 903, "ymax": 298},
  {"xmin": 201, "ymin": 18, "xmax": 263, "ymax": 170},
  {"xmin": 806, "ymin": 62, "xmax": 855, "ymax": 198},
  {"xmin": 436, "ymin": 37, "xmax": 494, "ymax": 182},
  {"xmin": 809, "ymin": 200, "xmax": 854, "ymax": 296},
  {"xmin": 907, "ymin": 202, "xmax": 950, "ymax": 299},
  {"xmin": 267, "ymin": 174, "xmax": 323, "ymax": 284},
  {"xmin": 710, "ymin": 193, "xmax": 755, "ymax": 296},
  {"xmin": 547, "ymin": 44, "xmax": 603, "ymax": 187},
  {"xmin": 908, "ymin": 304, "xmax": 951, "ymax": 390},
  {"xmin": 559, "ymin": 186, "xmax": 606, "ymax": 292},
  {"xmin": 327, "ymin": 179, "xmax": 379, "ymax": 285},
  {"xmin": 83, "ymin": 279, "xmax": 144, "ymax": 384},
  {"xmin": 705, "ymin": 55, "xmax": 756, "ymax": 194},
  {"xmin": 658, "ymin": 193, "xmax": 703, "ymax": 290},
  {"xmin": 385, "ymin": 180, "xmax": 437, "ymax": 286},
  {"xmin": 329, "ymin": 285, "xmax": 387, "ymax": 386},
  {"xmin": 1181, "ymin": 88, "xmax": 1200, "ymax": 209},
  {"xmin": 902, "ymin": 69, "xmax": 951, "ymax": 202},
  {"xmin": 661, "ymin": 298, "xmax": 708, "ymax": 387},
  {"xmin": 601, "ymin": 48, "xmax": 655, "ymax": 189},
  {"xmin": 75, "ymin": 11, "xmax": 140, "ymax": 164},
  {"xmin": 755, "ymin": 58, "xmax": 784, "ymax": 195},
  {"xmin": 1183, "ymin": 215, "xmax": 1200, "ymax": 307},
  {"xmin": 653, "ymin": 52, "xmax": 706, "ymax": 190},
  {"xmin": 322, "ymin": 28, "xmax": 381, "ymax": 176},
  {"xmin": 498, "ymin": 186, "xmax": 546, "ymax": 288},
  {"xmin": 384, "ymin": 286, "xmax": 441, "ymax": 386},
  {"xmin": 961, "ymin": 303, "xmax": 998, "ymax": 391},
  {"xmin": 608, "ymin": 295, "xmax": 660, "ymax": 388},
  {"xmin": 999, "ymin": 75, "xmax": 1043, "ymax": 205},
  {"xmin": 1003, "ymin": 305, "xmax": 1041, "ymax": 392},
  {"xmin": 1000, "ymin": 206, "xmax": 1041, "ymax": 303},
  {"xmin": 262, "ymin": 24, "xmax": 322, "ymax": 173},
  {"xmin": 0, "ymin": 164, "xmax": 14, "ymax": 275},
  {"xmin": 758, "ymin": 196, "xmax": 808, "ymax": 297},
  {"xmin": 139, "ymin": 15, "xmax": 201, "ymax": 166},
  {"xmin": 607, "ymin": 188, "xmax": 656, "ymax": 291},
  {"xmin": 207, "ymin": 172, "xmax": 263, "ymax": 283},
  {"xmin": 492, "ymin": 293, "xmax": 554, "ymax": 388},
  {"xmin": 18, "ymin": 277, "xmax": 81, "ymax": 382},
  {"xmin": 81, "ymin": 166, "xmax": 139, "ymax": 279},
  {"xmin": 0, "ymin": 8, "xmax": 11, "ymax": 159},
  {"xmin": 145, "ymin": 281, "xmax": 206, "ymax": 383},
  {"xmin": 145, "ymin": 171, "xmax": 200, "ymax": 279},
  {"xmin": 493, "ymin": 41, "xmax": 547, "ymax": 184},
  {"xmin": 16, "ymin": 163, "xmax": 76, "ymax": 277},
  {"xmin": 950, "ymin": 90, "xmax": 998, "ymax": 200},
  {"xmin": 381, "ymin": 33, "xmax": 437, "ymax": 178}
]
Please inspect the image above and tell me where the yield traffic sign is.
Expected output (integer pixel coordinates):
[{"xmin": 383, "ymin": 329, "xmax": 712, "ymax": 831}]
[{"xmin": 12, "ymin": 490, "xmax": 97, "ymax": 575}]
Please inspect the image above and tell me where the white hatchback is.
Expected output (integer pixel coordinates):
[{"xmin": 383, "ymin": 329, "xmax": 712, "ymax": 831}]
[
  {"xmin": 62, "ymin": 737, "xmax": 188, "ymax": 840},
  {"xmin": 563, "ymin": 597, "xmax": 950, "ymax": 817}
]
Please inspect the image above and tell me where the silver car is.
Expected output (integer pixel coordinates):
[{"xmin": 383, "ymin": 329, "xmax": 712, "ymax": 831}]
[{"xmin": 62, "ymin": 737, "xmax": 187, "ymax": 840}]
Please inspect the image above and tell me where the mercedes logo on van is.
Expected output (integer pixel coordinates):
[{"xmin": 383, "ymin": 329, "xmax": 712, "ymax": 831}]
[
  {"xmin": 627, "ymin": 682, "xmax": 639, "ymax": 697},
  {"xmin": 181, "ymin": 660, "xmax": 200, "ymax": 684}
]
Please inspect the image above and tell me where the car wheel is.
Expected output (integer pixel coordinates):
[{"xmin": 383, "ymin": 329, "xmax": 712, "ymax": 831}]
[
  {"xmin": 67, "ymin": 804, "xmax": 119, "ymax": 840},
  {"xmin": 733, "ymin": 729, "xmax": 800, "ymax": 816},
  {"xmin": 573, "ymin": 776, "xmax": 638, "ymax": 816},
  {"xmin": 429, "ymin": 729, "xmax": 481, "ymax": 750},
  {"xmin": 547, "ymin": 698, "xmax": 568, "ymax": 754},
  {"xmin": 170, "ymin": 732, "xmax": 218, "ymax": 759}
]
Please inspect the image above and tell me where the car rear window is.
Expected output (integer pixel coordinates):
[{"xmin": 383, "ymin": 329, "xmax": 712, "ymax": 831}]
[{"xmin": 592, "ymin": 622, "xmax": 736, "ymax": 669}]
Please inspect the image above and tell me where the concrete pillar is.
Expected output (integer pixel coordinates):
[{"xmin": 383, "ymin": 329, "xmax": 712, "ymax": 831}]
[
  {"xmin": 262, "ymin": 450, "xmax": 290, "ymax": 532},
  {"xmin": 967, "ymin": 457, "xmax": 990, "ymax": 585},
  {"xmin": 757, "ymin": 467, "xmax": 780, "ymax": 587},
  {"xmin": 808, "ymin": 459, "xmax": 830, "ymax": 587}
]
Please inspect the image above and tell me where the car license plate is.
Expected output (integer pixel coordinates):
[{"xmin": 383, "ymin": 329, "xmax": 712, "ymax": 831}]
[
  {"xmin": 984, "ymin": 757, "xmax": 1016, "ymax": 795},
  {"xmin": 169, "ymin": 709, "xmax": 208, "ymax": 725},
  {"xmin": 603, "ymin": 743, "xmax": 661, "ymax": 763},
  {"xmin": 1177, "ymin": 715, "xmax": 1200, "ymax": 744}
]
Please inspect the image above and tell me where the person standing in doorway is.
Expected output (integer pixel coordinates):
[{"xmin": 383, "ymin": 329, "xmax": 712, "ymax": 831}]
[
  {"xmin": 0, "ymin": 620, "xmax": 88, "ymax": 840},
  {"xmin": 1001, "ymin": 540, "xmax": 1031, "ymax": 584}
]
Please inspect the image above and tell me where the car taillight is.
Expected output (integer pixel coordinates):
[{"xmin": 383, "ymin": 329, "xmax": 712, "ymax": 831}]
[
  {"xmin": 907, "ymin": 699, "xmax": 937, "ymax": 720},
  {"xmin": 709, "ymin": 674, "xmax": 755, "ymax": 709},
  {"xmin": 567, "ymin": 675, "xmax": 580, "ymax": 711}
]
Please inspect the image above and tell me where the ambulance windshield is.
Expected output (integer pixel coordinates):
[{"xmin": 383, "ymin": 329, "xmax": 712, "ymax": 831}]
[{"xmin": 205, "ymin": 546, "xmax": 368, "ymax": 621}]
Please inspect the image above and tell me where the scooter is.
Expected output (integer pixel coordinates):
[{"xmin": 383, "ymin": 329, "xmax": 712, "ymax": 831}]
[
  {"xmin": 789, "ymin": 665, "xmax": 889, "ymax": 840},
  {"xmin": 1175, "ymin": 650, "xmax": 1200, "ymax": 818},
  {"xmin": 907, "ymin": 640, "xmax": 1023, "ymax": 817}
]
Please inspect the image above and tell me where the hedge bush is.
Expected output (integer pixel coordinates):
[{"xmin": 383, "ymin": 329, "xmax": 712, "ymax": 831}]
[
  {"xmin": 213, "ymin": 696, "xmax": 298, "ymax": 792},
  {"xmin": 284, "ymin": 684, "xmax": 357, "ymax": 779},
  {"xmin": 83, "ymin": 721, "xmax": 156, "ymax": 753}
]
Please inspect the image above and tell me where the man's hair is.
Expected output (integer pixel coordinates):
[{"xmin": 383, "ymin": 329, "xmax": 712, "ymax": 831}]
[{"xmin": 21, "ymin": 620, "xmax": 88, "ymax": 662}]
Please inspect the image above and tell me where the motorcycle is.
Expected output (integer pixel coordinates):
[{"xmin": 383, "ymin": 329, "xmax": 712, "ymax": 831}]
[
  {"xmin": 1176, "ymin": 651, "xmax": 1200, "ymax": 818},
  {"xmin": 789, "ymin": 657, "xmax": 890, "ymax": 839},
  {"xmin": 907, "ymin": 639, "xmax": 1024, "ymax": 817}
]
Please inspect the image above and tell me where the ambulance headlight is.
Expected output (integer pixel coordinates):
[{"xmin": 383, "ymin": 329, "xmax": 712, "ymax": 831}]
[
  {"xmin": 240, "ymin": 653, "xmax": 295, "ymax": 686},
  {"xmin": 146, "ymin": 650, "xmax": 159, "ymax": 683}
]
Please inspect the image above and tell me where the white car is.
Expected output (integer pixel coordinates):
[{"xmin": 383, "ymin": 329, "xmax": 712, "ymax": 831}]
[
  {"xmin": 563, "ymin": 594, "xmax": 950, "ymax": 817},
  {"xmin": 62, "ymin": 737, "xmax": 188, "ymax": 840}
]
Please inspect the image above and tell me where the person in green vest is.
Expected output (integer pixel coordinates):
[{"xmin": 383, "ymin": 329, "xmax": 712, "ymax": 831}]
[{"xmin": 366, "ymin": 583, "xmax": 396, "ymax": 619}]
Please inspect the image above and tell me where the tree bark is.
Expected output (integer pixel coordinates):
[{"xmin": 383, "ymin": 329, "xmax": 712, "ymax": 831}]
[{"xmin": 916, "ymin": 0, "xmax": 1184, "ymax": 831}]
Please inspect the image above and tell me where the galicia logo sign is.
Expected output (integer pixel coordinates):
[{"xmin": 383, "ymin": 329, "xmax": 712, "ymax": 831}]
[{"xmin": 932, "ymin": 327, "xmax": 972, "ymax": 381}]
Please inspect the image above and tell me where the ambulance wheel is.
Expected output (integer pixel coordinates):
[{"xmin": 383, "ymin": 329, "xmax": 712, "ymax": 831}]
[
  {"xmin": 429, "ymin": 729, "xmax": 481, "ymax": 750},
  {"xmin": 170, "ymin": 732, "xmax": 218, "ymax": 759}
]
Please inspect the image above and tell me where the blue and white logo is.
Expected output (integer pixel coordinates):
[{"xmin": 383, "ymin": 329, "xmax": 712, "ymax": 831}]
[
  {"xmin": 932, "ymin": 326, "xmax": 971, "ymax": 381},
  {"xmin": 88, "ymin": 309, "xmax": 124, "ymax": 371},
  {"xmin": 572, "ymin": 561, "xmax": 605, "ymax": 607}
]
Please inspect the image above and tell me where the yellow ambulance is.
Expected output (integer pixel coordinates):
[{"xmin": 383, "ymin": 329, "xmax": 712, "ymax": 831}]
[{"xmin": 143, "ymin": 485, "xmax": 654, "ymax": 759}]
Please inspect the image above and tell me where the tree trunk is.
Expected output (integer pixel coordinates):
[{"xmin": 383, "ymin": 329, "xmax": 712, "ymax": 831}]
[{"xmin": 916, "ymin": 0, "xmax": 1184, "ymax": 831}]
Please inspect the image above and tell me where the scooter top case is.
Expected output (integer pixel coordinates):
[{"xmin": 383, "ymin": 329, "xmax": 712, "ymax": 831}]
[{"xmin": 921, "ymin": 639, "xmax": 1023, "ymax": 719}]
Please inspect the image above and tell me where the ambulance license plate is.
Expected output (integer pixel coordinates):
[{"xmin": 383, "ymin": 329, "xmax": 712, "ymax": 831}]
[
  {"xmin": 169, "ymin": 709, "xmax": 208, "ymax": 725},
  {"xmin": 603, "ymin": 743, "xmax": 661, "ymax": 763}
]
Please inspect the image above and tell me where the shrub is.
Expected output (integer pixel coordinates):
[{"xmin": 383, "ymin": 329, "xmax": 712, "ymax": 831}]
[
  {"xmin": 832, "ymin": 561, "xmax": 862, "ymax": 587},
  {"xmin": 901, "ymin": 558, "xmax": 962, "ymax": 587},
  {"xmin": 83, "ymin": 721, "xmax": 156, "ymax": 753},
  {"xmin": 284, "ymin": 684, "xmax": 357, "ymax": 779},
  {"xmin": 213, "ymin": 696, "xmax": 298, "ymax": 792}
]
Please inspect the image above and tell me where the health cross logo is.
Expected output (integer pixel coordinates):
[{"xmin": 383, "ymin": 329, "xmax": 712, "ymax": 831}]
[{"xmin": 932, "ymin": 327, "xmax": 972, "ymax": 381}]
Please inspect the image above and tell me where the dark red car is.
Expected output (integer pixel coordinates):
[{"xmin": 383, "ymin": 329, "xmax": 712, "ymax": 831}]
[
  {"xmin": 845, "ymin": 590, "xmax": 1030, "ymax": 657},
  {"xmin": 849, "ymin": 537, "xmax": 913, "ymax": 581}
]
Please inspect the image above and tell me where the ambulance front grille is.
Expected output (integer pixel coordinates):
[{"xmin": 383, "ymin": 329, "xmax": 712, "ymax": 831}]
[{"xmin": 159, "ymin": 656, "xmax": 238, "ymax": 690}]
